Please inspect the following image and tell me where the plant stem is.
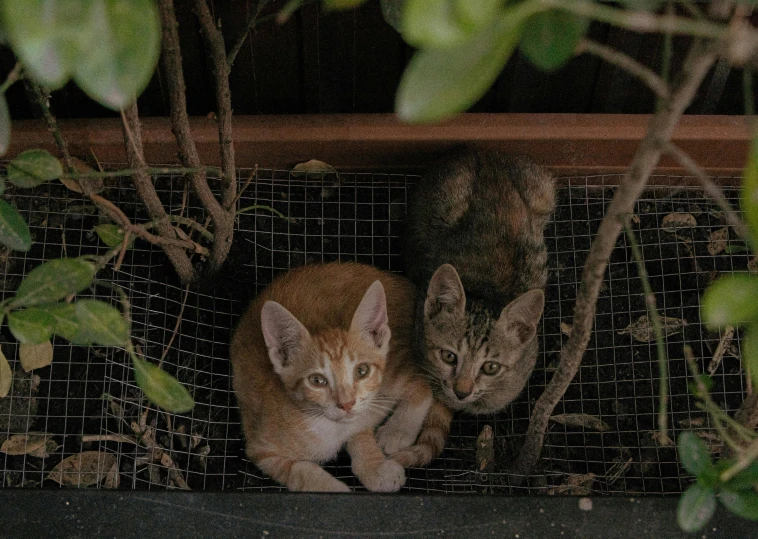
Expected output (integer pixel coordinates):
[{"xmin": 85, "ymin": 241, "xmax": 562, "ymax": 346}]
[
  {"xmin": 60, "ymin": 166, "xmax": 221, "ymax": 180},
  {"xmin": 27, "ymin": 82, "xmax": 76, "ymax": 176},
  {"xmin": 0, "ymin": 63, "xmax": 23, "ymax": 94},
  {"xmin": 721, "ymin": 437, "xmax": 758, "ymax": 482},
  {"xmin": 227, "ymin": 0, "xmax": 269, "ymax": 68},
  {"xmin": 552, "ymin": 0, "xmax": 727, "ymax": 39},
  {"xmin": 624, "ymin": 221, "xmax": 671, "ymax": 445},
  {"xmin": 236, "ymin": 204, "xmax": 288, "ymax": 221}
]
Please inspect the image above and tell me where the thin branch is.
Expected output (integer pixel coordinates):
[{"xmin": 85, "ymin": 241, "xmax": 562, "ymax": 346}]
[
  {"xmin": 158, "ymin": 0, "xmax": 234, "ymax": 271},
  {"xmin": 664, "ymin": 142, "xmax": 750, "ymax": 240},
  {"xmin": 120, "ymin": 104, "xmax": 198, "ymax": 283},
  {"xmin": 193, "ymin": 0, "xmax": 237, "ymax": 209},
  {"xmin": 1, "ymin": 63, "xmax": 23, "ymax": 94},
  {"xmin": 227, "ymin": 0, "xmax": 268, "ymax": 69},
  {"xmin": 229, "ymin": 165, "xmax": 258, "ymax": 210},
  {"xmin": 60, "ymin": 166, "xmax": 222, "ymax": 180},
  {"xmin": 509, "ymin": 40, "xmax": 719, "ymax": 479},
  {"xmin": 26, "ymin": 81, "xmax": 76, "ymax": 176},
  {"xmin": 721, "ymin": 437, "xmax": 758, "ymax": 482},
  {"xmin": 576, "ymin": 39, "xmax": 670, "ymax": 99},
  {"xmin": 159, "ymin": 285, "xmax": 190, "ymax": 368},
  {"xmin": 624, "ymin": 221, "xmax": 671, "ymax": 445}
]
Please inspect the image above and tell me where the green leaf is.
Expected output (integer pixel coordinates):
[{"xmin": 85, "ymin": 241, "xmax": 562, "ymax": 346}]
[
  {"xmin": 131, "ymin": 355, "xmax": 194, "ymax": 413},
  {"xmin": 678, "ymin": 484, "xmax": 717, "ymax": 533},
  {"xmin": 380, "ymin": 0, "xmax": 405, "ymax": 33},
  {"xmin": 7, "ymin": 149, "xmax": 64, "ymax": 188},
  {"xmin": 94, "ymin": 224, "xmax": 127, "ymax": 248},
  {"xmin": 741, "ymin": 138, "xmax": 758, "ymax": 250},
  {"xmin": 724, "ymin": 244, "xmax": 749, "ymax": 254},
  {"xmin": 519, "ymin": 9, "xmax": 588, "ymax": 71},
  {"xmin": 725, "ymin": 461, "xmax": 758, "ymax": 491},
  {"xmin": 616, "ymin": 0, "xmax": 667, "ymax": 9},
  {"xmin": 71, "ymin": 300, "xmax": 129, "ymax": 347},
  {"xmin": 0, "ymin": 345, "xmax": 11, "ymax": 398},
  {"xmin": 0, "ymin": 93, "xmax": 10, "ymax": 158},
  {"xmin": 402, "ymin": 0, "xmax": 480, "ymax": 48},
  {"xmin": 701, "ymin": 274, "xmax": 758, "ymax": 327},
  {"xmin": 0, "ymin": 199, "xmax": 32, "ymax": 251},
  {"xmin": 323, "ymin": 0, "xmax": 368, "ymax": 9},
  {"xmin": 742, "ymin": 326, "xmax": 758, "ymax": 392},
  {"xmin": 678, "ymin": 431, "xmax": 716, "ymax": 480},
  {"xmin": 43, "ymin": 303, "xmax": 80, "ymax": 341},
  {"xmin": 396, "ymin": 3, "xmax": 542, "ymax": 124},
  {"xmin": 7, "ymin": 309, "xmax": 54, "ymax": 344},
  {"xmin": 73, "ymin": 0, "xmax": 161, "ymax": 110},
  {"xmin": 12, "ymin": 258, "xmax": 95, "ymax": 308},
  {"xmin": 719, "ymin": 489, "xmax": 758, "ymax": 520},
  {"xmin": 453, "ymin": 0, "xmax": 502, "ymax": 30}
]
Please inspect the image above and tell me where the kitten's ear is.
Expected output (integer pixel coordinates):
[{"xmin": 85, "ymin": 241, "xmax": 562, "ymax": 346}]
[
  {"xmin": 350, "ymin": 280, "xmax": 391, "ymax": 353},
  {"xmin": 260, "ymin": 301, "xmax": 311, "ymax": 374},
  {"xmin": 425, "ymin": 264, "xmax": 466, "ymax": 318},
  {"xmin": 496, "ymin": 289, "xmax": 545, "ymax": 345}
]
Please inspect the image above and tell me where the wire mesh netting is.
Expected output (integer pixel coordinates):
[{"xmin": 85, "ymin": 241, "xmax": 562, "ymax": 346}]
[{"xmin": 0, "ymin": 169, "xmax": 748, "ymax": 494}]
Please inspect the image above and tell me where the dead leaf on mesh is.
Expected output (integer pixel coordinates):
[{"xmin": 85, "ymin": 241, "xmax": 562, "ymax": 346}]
[
  {"xmin": 1, "ymin": 432, "xmax": 54, "ymax": 456},
  {"xmin": 707, "ymin": 227, "xmax": 729, "ymax": 256},
  {"xmin": 606, "ymin": 457, "xmax": 633, "ymax": 486},
  {"xmin": 550, "ymin": 414, "xmax": 611, "ymax": 432},
  {"xmin": 475, "ymin": 425, "xmax": 494, "ymax": 472},
  {"xmin": 0, "ymin": 346, "xmax": 11, "ymax": 398},
  {"xmin": 19, "ymin": 340, "xmax": 54, "ymax": 372},
  {"xmin": 548, "ymin": 473, "xmax": 596, "ymax": 495},
  {"xmin": 48, "ymin": 451, "xmax": 117, "ymax": 487},
  {"xmin": 59, "ymin": 157, "xmax": 104, "ymax": 195},
  {"xmin": 661, "ymin": 212, "xmax": 697, "ymax": 232},
  {"xmin": 102, "ymin": 460, "xmax": 120, "ymax": 489},
  {"xmin": 617, "ymin": 315, "xmax": 687, "ymax": 342},
  {"xmin": 560, "ymin": 322, "xmax": 572, "ymax": 337},
  {"xmin": 707, "ymin": 326, "xmax": 735, "ymax": 375},
  {"xmin": 291, "ymin": 159, "xmax": 338, "ymax": 177},
  {"xmin": 749, "ymin": 257, "xmax": 758, "ymax": 275}
]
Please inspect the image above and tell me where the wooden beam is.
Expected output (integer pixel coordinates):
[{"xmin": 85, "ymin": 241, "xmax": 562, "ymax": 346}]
[{"xmin": 7, "ymin": 113, "xmax": 752, "ymax": 175}]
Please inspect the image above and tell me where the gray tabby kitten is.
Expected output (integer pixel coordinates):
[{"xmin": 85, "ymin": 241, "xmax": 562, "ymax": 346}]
[{"xmin": 404, "ymin": 149, "xmax": 555, "ymax": 414}]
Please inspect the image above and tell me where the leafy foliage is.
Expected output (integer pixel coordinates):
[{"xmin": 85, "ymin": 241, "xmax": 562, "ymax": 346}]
[
  {"xmin": 519, "ymin": 10, "xmax": 589, "ymax": 71},
  {"xmin": 0, "ymin": 199, "xmax": 31, "ymax": 251},
  {"xmin": 132, "ymin": 353, "xmax": 195, "ymax": 414},
  {"xmin": 7, "ymin": 149, "xmax": 64, "ymax": 188}
]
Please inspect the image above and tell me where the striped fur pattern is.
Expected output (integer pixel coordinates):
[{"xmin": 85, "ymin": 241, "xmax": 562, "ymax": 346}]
[
  {"xmin": 405, "ymin": 149, "xmax": 555, "ymax": 414},
  {"xmin": 230, "ymin": 262, "xmax": 440, "ymax": 492}
]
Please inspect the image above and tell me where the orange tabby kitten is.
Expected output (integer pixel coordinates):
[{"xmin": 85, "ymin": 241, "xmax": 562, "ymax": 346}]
[{"xmin": 230, "ymin": 262, "xmax": 447, "ymax": 492}]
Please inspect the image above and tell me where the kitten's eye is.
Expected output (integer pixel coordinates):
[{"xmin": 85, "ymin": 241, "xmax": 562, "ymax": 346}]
[
  {"xmin": 440, "ymin": 350, "xmax": 458, "ymax": 365},
  {"xmin": 355, "ymin": 363, "xmax": 370, "ymax": 379},
  {"xmin": 480, "ymin": 362, "xmax": 501, "ymax": 376},
  {"xmin": 308, "ymin": 374, "xmax": 328, "ymax": 387}
]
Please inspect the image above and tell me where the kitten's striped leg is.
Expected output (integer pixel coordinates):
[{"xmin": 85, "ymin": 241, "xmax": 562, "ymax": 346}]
[
  {"xmin": 391, "ymin": 400, "xmax": 453, "ymax": 468},
  {"xmin": 254, "ymin": 453, "xmax": 350, "ymax": 492},
  {"xmin": 376, "ymin": 379, "xmax": 433, "ymax": 455},
  {"xmin": 347, "ymin": 430, "xmax": 405, "ymax": 492}
]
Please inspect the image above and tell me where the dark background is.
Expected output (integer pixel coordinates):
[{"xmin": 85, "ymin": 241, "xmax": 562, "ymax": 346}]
[{"xmin": 1, "ymin": 0, "xmax": 751, "ymax": 122}]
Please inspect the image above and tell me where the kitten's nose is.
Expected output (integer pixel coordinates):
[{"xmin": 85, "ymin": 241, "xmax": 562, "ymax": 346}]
[
  {"xmin": 454, "ymin": 388, "xmax": 472, "ymax": 400},
  {"xmin": 339, "ymin": 400, "xmax": 355, "ymax": 413}
]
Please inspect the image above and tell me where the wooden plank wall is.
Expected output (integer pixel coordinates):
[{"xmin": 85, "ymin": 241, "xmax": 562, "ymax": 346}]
[{"xmin": 0, "ymin": 0, "xmax": 750, "ymax": 120}]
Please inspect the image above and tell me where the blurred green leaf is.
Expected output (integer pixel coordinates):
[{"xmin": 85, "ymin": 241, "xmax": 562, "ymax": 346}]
[
  {"xmin": 724, "ymin": 244, "xmax": 749, "ymax": 254},
  {"xmin": 94, "ymin": 224, "xmax": 129, "ymax": 248},
  {"xmin": 396, "ymin": 3, "xmax": 542, "ymax": 123},
  {"xmin": 0, "ymin": 199, "xmax": 31, "ymax": 251},
  {"xmin": 132, "ymin": 355, "xmax": 194, "ymax": 413},
  {"xmin": 0, "ymin": 93, "xmax": 10, "ymax": 158},
  {"xmin": 678, "ymin": 431, "xmax": 716, "ymax": 480},
  {"xmin": 678, "ymin": 483, "xmax": 716, "ymax": 533},
  {"xmin": 323, "ymin": 0, "xmax": 368, "ymax": 9},
  {"xmin": 741, "ymin": 138, "xmax": 758, "ymax": 250},
  {"xmin": 42, "ymin": 303, "xmax": 80, "ymax": 342},
  {"xmin": 454, "ymin": 0, "xmax": 502, "ymax": 30},
  {"xmin": 719, "ymin": 489, "xmax": 758, "ymax": 520},
  {"xmin": 71, "ymin": 299, "xmax": 129, "ymax": 347},
  {"xmin": 520, "ymin": 9, "xmax": 588, "ymax": 71},
  {"xmin": 12, "ymin": 258, "xmax": 95, "ymax": 308},
  {"xmin": 725, "ymin": 461, "xmax": 758, "ymax": 491},
  {"xmin": 402, "ymin": 0, "xmax": 471, "ymax": 48},
  {"xmin": 380, "ymin": 0, "xmax": 405, "ymax": 32},
  {"xmin": 616, "ymin": 0, "xmax": 667, "ymax": 8},
  {"xmin": 7, "ymin": 309, "xmax": 54, "ymax": 344},
  {"xmin": 702, "ymin": 274, "xmax": 758, "ymax": 328},
  {"xmin": 742, "ymin": 326, "xmax": 758, "ymax": 391},
  {"xmin": 0, "ymin": 345, "xmax": 11, "ymax": 398},
  {"xmin": 7, "ymin": 149, "xmax": 64, "ymax": 188},
  {"xmin": 73, "ymin": 0, "xmax": 161, "ymax": 109}
]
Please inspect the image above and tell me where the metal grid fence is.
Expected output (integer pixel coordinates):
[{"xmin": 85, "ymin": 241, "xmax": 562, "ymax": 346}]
[{"xmin": 0, "ymin": 169, "xmax": 748, "ymax": 495}]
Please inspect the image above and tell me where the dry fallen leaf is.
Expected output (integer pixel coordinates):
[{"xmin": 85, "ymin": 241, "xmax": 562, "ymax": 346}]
[
  {"xmin": 1, "ymin": 432, "xmax": 54, "ymax": 456},
  {"xmin": 749, "ymin": 257, "xmax": 758, "ymax": 275},
  {"xmin": 548, "ymin": 473, "xmax": 596, "ymax": 495},
  {"xmin": 560, "ymin": 322, "xmax": 572, "ymax": 337},
  {"xmin": 0, "ymin": 346, "xmax": 11, "ymax": 399},
  {"xmin": 617, "ymin": 315, "xmax": 687, "ymax": 342},
  {"xmin": 102, "ymin": 460, "xmax": 120, "ymax": 489},
  {"xmin": 19, "ymin": 340, "xmax": 54, "ymax": 372},
  {"xmin": 707, "ymin": 227, "xmax": 729, "ymax": 256},
  {"xmin": 59, "ymin": 156, "xmax": 105, "ymax": 195},
  {"xmin": 661, "ymin": 212, "xmax": 697, "ymax": 232},
  {"xmin": 606, "ymin": 457, "xmax": 633, "ymax": 486},
  {"xmin": 48, "ymin": 451, "xmax": 118, "ymax": 487},
  {"xmin": 291, "ymin": 159, "xmax": 337, "ymax": 176},
  {"xmin": 550, "ymin": 413, "xmax": 611, "ymax": 432},
  {"xmin": 475, "ymin": 425, "xmax": 494, "ymax": 472}
]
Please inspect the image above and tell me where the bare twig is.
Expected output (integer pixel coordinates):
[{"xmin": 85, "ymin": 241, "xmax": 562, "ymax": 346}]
[
  {"xmin": 576, "ymin": 39, "xmax": 670, "ymax": 99},
  {"xmin": 193, "ymin": 0, "xmax": 237, "ymax": 209},
  {"xmin": 59, "ymin": 166, "xmax": 221, "ymax": 180},
  {"xmin": 120, "ymin": 104, "xmax": 198, "ymax": 283},
  {"xmin": 227, "ymin": 0, "xmax": 268, "ymax": 69},
  {"xmin": 509, "ymin": 40, "xmax": 718, "ymax": 479},
  {"xmin": 159, "ymin": 285, "xmax": 191, "ymax": 368},
  {"xmin": 229, "ymin": 165, "xmax": 258, "ymax": 210},
  {"xmin": 114, "ymin": 230, "xmax": 131, "ymax": 272},
  {"xmin": 159, "ymin": 0, "xmax": 234, "ymax": 271},
  {"xmin": 664, "ymin": 142, "xmax": 749, "ymax": 240},
  {"xmin": 26, "ymin": 81, "xmax": 76, "ymax": 176},
  {"xmin": 624, "ymin": 222, "xmax": 671, "ymax": 445},
  {"xmin": 81, "ymin": 434, "xmax": 138, "ymax": 445},
  {"xmin": 708, "ymin": 326, "xmax": 735, "ymax": 375},
  {"xmin": 0, "ymin": 62, "xmax": 23, "ymax": 94}
]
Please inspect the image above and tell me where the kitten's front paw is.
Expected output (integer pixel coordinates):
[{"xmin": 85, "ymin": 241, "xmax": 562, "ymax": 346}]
[
  {"xmin": 362, "ymin": 459, "xmax": 406, "ymax": 492},
  {"xmin": 377, "ymin": 424, "xmax": 417, "ymax": 455}
]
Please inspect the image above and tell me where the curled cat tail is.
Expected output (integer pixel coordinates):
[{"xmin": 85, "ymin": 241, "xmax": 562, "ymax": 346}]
[{"xmin": 391, "ymin": 401, "xmax": 452, "ymax": 468}]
